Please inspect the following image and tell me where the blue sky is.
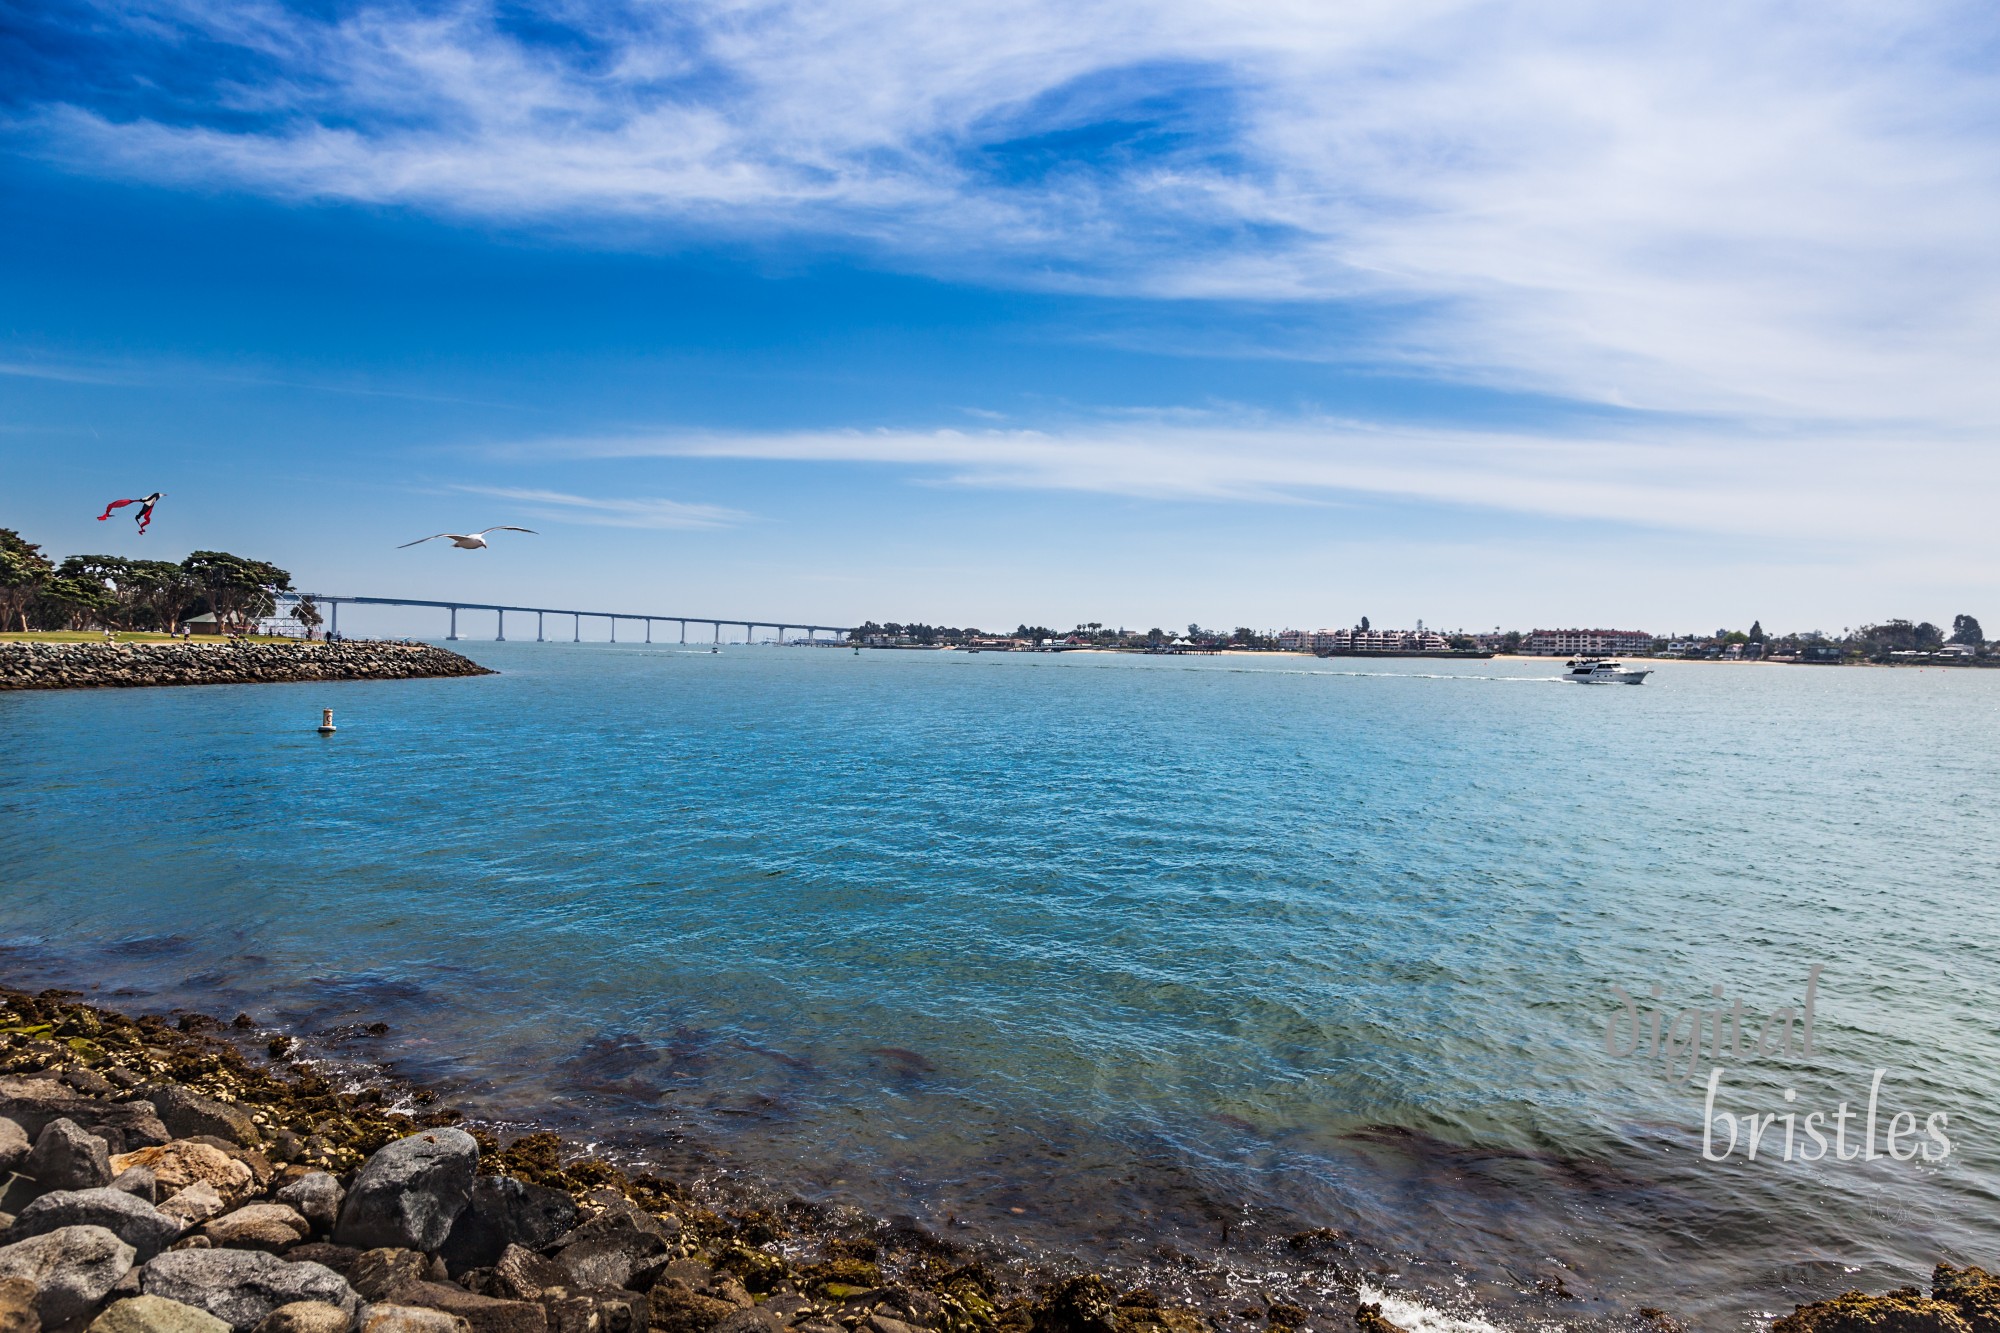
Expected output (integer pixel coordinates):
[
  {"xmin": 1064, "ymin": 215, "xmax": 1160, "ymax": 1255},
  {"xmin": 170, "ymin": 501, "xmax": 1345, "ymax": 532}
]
[{"xmin": 4, "ymin": 0, "xmax": 1997, "ymax": 636}]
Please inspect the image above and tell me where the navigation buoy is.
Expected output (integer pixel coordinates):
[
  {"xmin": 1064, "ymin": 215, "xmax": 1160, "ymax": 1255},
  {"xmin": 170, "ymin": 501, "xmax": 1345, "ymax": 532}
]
[{"xmin": 318, "ymin": 708, "xmax": 337, "ymax": 735}]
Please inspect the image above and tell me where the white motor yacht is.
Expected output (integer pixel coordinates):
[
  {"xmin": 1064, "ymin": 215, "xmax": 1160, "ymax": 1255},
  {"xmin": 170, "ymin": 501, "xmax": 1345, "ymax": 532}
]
[{"xmin": 1564, "ymin": 657, "xmax": 1651, "ymax": 684}]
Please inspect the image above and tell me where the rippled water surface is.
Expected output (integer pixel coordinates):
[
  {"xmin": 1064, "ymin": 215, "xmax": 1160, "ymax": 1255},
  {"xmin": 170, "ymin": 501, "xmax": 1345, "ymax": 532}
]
[{"xmin": 5, "ymin": 647, "xmax": 1999, "ymax": 1330}]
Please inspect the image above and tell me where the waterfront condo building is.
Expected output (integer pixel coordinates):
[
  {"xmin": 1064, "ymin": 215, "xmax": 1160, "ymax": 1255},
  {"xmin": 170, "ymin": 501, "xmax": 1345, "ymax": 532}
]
[
  {"xmin": 1279, "ymin": 627, "xmax": 1452, "ymax": 652},
  {"xmin": 1524, "ymin": 628, "xmax": 1655, "ymax": 655}
]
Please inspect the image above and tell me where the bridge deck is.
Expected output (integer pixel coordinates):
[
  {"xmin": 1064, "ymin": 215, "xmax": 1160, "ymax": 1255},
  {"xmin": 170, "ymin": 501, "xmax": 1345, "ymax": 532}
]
[{"xmin": 284, "ymin": 593, "xmax": 852, "ymax": 641}]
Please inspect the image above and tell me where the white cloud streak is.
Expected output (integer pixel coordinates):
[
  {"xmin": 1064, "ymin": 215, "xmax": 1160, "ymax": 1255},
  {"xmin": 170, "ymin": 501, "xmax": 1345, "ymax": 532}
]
[
  {"xmin": 511, "ymin": 415, "xmax": 1995, "ymax": 551},
  {"xmin": 16, "ymin": 0, "xmax": 2000, "ymax": 434},
  {"xmin": 451, "ymin": 484, "xmax": 748, "ymax": 529}
]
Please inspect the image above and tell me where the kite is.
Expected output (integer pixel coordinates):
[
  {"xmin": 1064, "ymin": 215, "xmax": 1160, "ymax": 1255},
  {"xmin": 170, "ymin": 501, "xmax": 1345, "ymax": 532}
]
[{"xmin": 97, "ymin": 492, "xmax": 164, "ymax": 533}]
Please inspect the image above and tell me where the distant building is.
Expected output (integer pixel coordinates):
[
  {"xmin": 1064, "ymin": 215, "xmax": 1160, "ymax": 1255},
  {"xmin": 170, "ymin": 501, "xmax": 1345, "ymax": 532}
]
[
  {"xmin": 1523, "ymin": 628, "xmax": 1654, "ymax": 655},
  {"xmin": 1278, "ymin": 627, "xmax": 1451, "ymax": 653}
]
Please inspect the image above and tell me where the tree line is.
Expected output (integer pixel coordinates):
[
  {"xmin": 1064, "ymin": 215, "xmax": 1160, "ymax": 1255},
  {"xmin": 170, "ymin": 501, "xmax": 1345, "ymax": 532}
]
[
  {"xmin": 0, "ymin": 527, "xmax": 294, "ymax": 633},
  {"xmin": 848, "ymin": 620, "xmax": 1283, "ymax": 648}
]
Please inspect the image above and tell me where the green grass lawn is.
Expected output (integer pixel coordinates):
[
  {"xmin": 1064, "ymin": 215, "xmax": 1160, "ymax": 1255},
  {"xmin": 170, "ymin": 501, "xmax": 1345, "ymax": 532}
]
[{"xmin": 0, "ymin": 631, "xmax": 302, "ymax": 644}]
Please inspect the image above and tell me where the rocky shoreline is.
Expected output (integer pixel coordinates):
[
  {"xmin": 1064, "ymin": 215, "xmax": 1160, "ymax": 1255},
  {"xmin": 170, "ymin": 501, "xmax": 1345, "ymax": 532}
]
[
  {"xmin": 0, "ymin": 990, "xmax": 1253, "ymax": 1333},
  {"xmin": 0, "ymin": 643, "xmax": 493, "ymax": 692},
  {"xmin": 0, "ymin": 990, "xmax": 1989, "ymax": 1333}
]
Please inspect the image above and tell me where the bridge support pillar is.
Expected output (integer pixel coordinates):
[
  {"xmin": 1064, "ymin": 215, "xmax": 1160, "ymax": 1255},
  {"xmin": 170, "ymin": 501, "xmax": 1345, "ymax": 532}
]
[
  {"xmin": 331, "ymin": 602, "xmax": 339, "ymax": 636},
  {"xmin": 713, "ymin": 622, "xmax": 721, "ymax": 644},
  {"xmin": 610, "ymin": 617, "xmax": 617, "ymax": 643},
  {"xmin": 645, "ymin": 619, "xmax": 652, "ymax": 644},
  {"xmin": 497, "ymin": 609, "xmax": 505, "ymax": 642},
  {"xmin": 537, "ymin": 611, "xmax": 544, "ymax": 642},
  {"xmin": 679, "ymin": 620, "xmax": 686, "ymax": 643},
  {"xmin": 448, "ymin": 606, "xmax": 459, "ymax": 640},
  {"xmin": 573, "ymin": 614, "xmax": 580, "ymax": 643}
]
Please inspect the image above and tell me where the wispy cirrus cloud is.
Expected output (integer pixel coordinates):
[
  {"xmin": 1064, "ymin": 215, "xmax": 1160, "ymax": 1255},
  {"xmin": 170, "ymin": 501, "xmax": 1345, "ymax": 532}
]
[
  {"xmin": 451, "ymin": 484, "xmax": 747, "ymax": 530},
  {"xmin": 10, "ymin": 0, "xmax": 2000, "ymax": 436},
  {"xmin": 505, "ymin": 413, "xmax": 1996, "ymax": 553}
]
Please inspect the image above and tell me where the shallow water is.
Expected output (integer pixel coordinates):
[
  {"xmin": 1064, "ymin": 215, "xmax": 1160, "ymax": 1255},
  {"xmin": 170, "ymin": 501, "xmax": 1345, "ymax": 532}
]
[{"xmin": 5, "ymin": 648, "xmax": 1999, "ymax": 1331}]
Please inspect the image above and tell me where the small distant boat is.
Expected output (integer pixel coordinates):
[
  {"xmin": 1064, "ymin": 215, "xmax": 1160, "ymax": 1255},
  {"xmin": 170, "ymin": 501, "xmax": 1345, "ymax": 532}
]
[{"xmin": 1564, "ymin": 657, "xmax": 1651, "ymax": 684}]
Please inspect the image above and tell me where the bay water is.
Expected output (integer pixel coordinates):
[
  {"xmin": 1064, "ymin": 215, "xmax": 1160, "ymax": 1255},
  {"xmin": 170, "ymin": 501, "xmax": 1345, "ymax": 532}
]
[{"xmin": 5, "ymin": 647, "xmax": 1998, "ymax": 1330}]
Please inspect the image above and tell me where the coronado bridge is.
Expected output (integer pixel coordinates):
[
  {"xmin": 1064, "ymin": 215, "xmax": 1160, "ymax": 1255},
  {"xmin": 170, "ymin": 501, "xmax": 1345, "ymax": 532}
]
[{"xmin": 279, "ymin": 593, "xmax": 853, "ymax": 645}]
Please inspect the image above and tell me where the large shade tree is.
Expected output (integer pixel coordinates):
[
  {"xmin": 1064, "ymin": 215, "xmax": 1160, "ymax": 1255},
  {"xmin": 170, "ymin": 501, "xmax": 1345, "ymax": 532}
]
[
  {"xmin": 33, "ymin": 572, "xmax": 116, "ymax": 630},
  {"xmin": 182, "ymin": 550, "xmax": 293, "ymax": 630},
  {"xmin": 0, "ymin": 529, "xmax": 51, "ymax": 632}
]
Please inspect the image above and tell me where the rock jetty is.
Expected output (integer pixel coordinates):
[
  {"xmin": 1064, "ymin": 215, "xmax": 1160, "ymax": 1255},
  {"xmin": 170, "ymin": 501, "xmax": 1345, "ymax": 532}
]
[
  {"xmin": 0, "ymin": 643, "xmax": 493, "ymax": 692},
  {"xmin": 0, "ymin": 990, "xmax": 1237, "ymax": 1333}
]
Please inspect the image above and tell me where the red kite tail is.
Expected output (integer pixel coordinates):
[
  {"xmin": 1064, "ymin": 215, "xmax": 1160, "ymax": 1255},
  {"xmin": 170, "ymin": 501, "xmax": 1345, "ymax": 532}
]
[{"xmin": 97, "ymin": 498, "xmax": 137, "ymax": 522}]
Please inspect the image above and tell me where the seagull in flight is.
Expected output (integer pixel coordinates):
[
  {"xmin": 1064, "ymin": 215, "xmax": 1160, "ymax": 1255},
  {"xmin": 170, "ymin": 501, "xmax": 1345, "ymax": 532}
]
[{"xmin": 398, "ymin": 526, "xmax": 538, "ymax": 550}]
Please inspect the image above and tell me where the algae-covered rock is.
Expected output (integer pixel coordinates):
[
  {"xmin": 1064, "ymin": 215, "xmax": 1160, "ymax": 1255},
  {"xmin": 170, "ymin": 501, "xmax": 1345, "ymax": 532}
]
[
  {"xmin": 647, "ymin": 1280, "xmax": 736, "ymax": 1333},
  {"xmin": 349, "ymin": 1250, "xmax": 435, "ymax": 1303},
  {"xmin": 1353, "ymin": 1304, "xmax": 1403, "ymax": 1333},
  {"xmin": 1770, "ymin": 1288, "xmax": 1973, "ymax": 1333},
  {"xmin": 1031, "ymin": 1277, "xmax": 1116, "ymax": 1333},
  {"xmin": 1934, "ymin": 1266, "xmax": 2000, "ymax": 1333}
]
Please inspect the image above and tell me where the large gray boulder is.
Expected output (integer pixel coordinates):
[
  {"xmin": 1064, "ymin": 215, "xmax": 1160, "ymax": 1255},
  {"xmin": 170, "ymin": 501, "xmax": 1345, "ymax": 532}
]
[
  {"xmin": 89, "ymin": 1295, "xmax": 233, "ymax": 1333},
  {"xmin": 0, "ymin": 1224, "xmax": 138, "ymax": 1326},
  {"xmin": 24, "ymin": 1119, "xmax": 112, "ymax": 1192},
  {"xmin": 141, "ymin": 1250, "xmax": 357, "ymax": 1333},
  {"xmin": 203, "ymin": 1205, "xmax": 310, "ymax": 1253},
  {"xmin": 7, "ymin": 1188, "xmax": 184, "ymax": 1262},
  {"xmin": 0, "ymin": 1084, "xmax": 168, "ymax": 1153},
  {"xmin": 438, "ymin": 1178, "xmax": 576, "ymax": 1272},
  {"xmin": 551, "ymin": 1231, "xmax": 667, "ymax": 1294},
  {"xmin": 376, "ymin": 1281, "xmax": 545, "ymax": 1333},
  {"xmin": 272, "ymin": 1176, "xmax": 341, "ymax": 1237},
  {"xmin": 0, "ymin": 1121, "xmax": 27, "ymax": 1177},
  {"xmin": 332, "ymin": 1131, "xmax": 476, "ymax": 1253},
  {"xmin": 110, "ymin": 1168, "xmax": 158, "ymax": 1205},
  {"xmin": 141, "ymin": 1091, "xmax": 260, "ymax": 1151}
]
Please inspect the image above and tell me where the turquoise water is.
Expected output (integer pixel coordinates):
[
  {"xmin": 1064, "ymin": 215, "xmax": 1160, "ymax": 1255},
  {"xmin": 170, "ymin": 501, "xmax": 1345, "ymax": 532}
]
[{"xmin": 6, "ymin": 648, "xmax": 2000, "ymax": 1330}]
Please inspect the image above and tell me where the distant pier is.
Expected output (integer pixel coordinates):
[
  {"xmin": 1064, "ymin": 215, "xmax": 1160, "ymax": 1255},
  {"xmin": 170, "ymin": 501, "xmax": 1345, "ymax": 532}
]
[{"xmin": 284, "ymin": 594, "xmax": 852, "ymax": 645}]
